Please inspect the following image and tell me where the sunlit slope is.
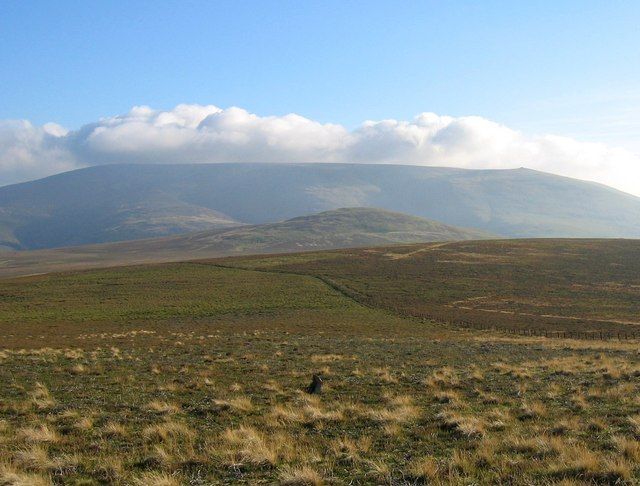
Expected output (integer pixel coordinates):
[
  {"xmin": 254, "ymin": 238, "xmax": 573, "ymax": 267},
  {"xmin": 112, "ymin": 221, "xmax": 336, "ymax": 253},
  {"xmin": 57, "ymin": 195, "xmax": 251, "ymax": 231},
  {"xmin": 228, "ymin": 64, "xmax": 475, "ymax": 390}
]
[
  {"xmin": 2, "ymin": 163, "xmax": 640, "ymax": 249},
  {"xmin": 0, "ymin": 208, "xmax": 490, "ymax": 278}
]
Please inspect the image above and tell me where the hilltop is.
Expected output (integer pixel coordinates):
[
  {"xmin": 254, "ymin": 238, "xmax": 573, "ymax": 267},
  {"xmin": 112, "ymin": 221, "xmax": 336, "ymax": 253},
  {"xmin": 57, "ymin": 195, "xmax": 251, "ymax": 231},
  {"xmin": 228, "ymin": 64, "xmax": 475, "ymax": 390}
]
[
  {"xmin": 0, "ymin": 207, "xmax": 490, "ymax": 278},
  {"xmin": 2, "ymin": 163, "xmax": 640, "ymax": 250}
]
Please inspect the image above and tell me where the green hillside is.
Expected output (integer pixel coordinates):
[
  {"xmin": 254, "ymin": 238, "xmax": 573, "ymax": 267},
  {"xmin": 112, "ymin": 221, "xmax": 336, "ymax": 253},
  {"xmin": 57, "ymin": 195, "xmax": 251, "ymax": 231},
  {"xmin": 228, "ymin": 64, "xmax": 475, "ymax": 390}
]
[{"xmin": 0, "ymin": 208, "xmax": 491, "ymax": 278}]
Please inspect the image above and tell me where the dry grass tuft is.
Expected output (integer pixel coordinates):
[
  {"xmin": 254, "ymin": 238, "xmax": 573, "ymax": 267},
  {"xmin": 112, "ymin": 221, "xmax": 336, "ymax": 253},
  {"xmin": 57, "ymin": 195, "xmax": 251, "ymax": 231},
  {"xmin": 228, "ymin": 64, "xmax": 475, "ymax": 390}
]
[
  {"xmin": 424, "ymin": 366, "xmax": 460, "ymax": 389},
  {"xmin": 372, "ymin": 367, "xmax": 397, "ymax": 383},
  {"xmin": 14, "ymin": 445, "xmax": 53, "ymax": 471},
  {"xmin": 368, "ymin": 395, "xmax": 420, "ymax": 424},
  {"xmin": 213, "ymin": 396, "xmax": 254, "ymax": 412},
  {"xmin": 614, "ymin": 436, "xmax": 640, "ymax": 461},
  {"xmin": 69, "ymin": 363, "xmax": 87, "ymax": 375},
  {"xmin": 103, "ymin": 421, "xmax": 128, "ymax": 438},
  {"xmin": 545, "ymin": 443, "xmax": 632, "ymax": 483},
  {"xmin": 131, "ymin": 471, "xmax": 182, "ymax": 486},
  {"xmin": 145, "ymin": 400, "xmax": 181, "ymax": 414},
  {"xmin": 331, "ymin": 436, "xmax": 372, "ymax": 464},
  {"xmin": 503, "ymin": 436, "xmax": 553, "ymax": 458},
  {"xmin": 437, "ymin": 411, "xmax": 485, "ymax": 438},
  {"xmin": 220, "ymin": 425, "xmax": 278, "ymax": 467},
  {"xmin": 91, "ymin": 456, "xmax": 123, "ymax": 482},
  {"xmin": 311, "ymin": 354, "xmax": 346, "ymax": 363},
  {"xmin": 29, "ymin": 383, "xmax": 55, "ymax": 410},
  {"xmin": 407, "ymin": 455, "xmax": 439, "ymax": 481},
  {"xmin": 517, "ymin": 401, "xmax": 546, "ymax": 420},
  {"xmin": 434, "ymin": 389, "xmax": 461, "ymax": 404},
  {"xmin": 143, "ymin": 421, "xmax": 195, "ymax": 443},
  {"xmin": 627, "ymin": 414, "xmax": 640, "ymax": 437},
  {"xmin": 365, "ymin": 459, "xmax": 391, "ymax": 482},
  {"xmin": 279, "ymin": 465, "xmax": 325, "ymax": 485},
  {"xmin": 0, "ymin": 462, "xmax": 52, "ymax": 486},
  {"xmin": 271, "ymin": 397, "xmax": 344, "ymax": 425},
  {"xmin": 17, "ymin": 424, "xmax": 59, "ymax": 444},
  {"xmin": 74, "ymin": 417, "xmax": 94, "ymax": 431}
]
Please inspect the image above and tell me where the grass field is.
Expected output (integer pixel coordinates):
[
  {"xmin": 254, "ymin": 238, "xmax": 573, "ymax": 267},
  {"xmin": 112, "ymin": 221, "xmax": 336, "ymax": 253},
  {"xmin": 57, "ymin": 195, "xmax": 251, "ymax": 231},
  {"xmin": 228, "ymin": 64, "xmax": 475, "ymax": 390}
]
[
  {"xmin": 2, "ymin": 240, "xmax": 640, "ymax": 484},
  {"xmin": 221, "ymin": 239, "xmax": 640, "ymax": 334}
]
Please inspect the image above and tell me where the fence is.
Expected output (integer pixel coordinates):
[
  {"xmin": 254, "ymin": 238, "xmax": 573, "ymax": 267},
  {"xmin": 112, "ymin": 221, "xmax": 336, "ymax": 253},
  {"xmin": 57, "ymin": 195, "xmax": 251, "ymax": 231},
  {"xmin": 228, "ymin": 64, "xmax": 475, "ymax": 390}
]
[{"xmin": 453, "ymin": 320, "xmax": 640, "ymax": 341}]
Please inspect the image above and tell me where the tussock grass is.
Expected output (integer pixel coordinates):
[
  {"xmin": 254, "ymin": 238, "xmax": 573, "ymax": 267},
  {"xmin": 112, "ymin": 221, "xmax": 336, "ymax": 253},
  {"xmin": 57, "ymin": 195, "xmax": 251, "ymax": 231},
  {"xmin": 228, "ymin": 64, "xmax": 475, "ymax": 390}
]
[
  {"xmin": 0, "ymin": 462, "xmax": 51, "ymax": 486},
  {"xmin": 131, "ymin": 471, "xmax": 182, "ymax": 486},
  {"xmin": 2, "ymin": 245, "xmax": 640, "ymax": 483},
  {"xmin": 544, "ymin": 443, "xmax": 632, "ymax": 483},
  {"xmin": 14, "ymin": 445, "xmax": 53, "ymax": 471},
  {"xmin": 102, "ymin": 421, "xmax": 128, "ymax": 438},
  {"xmin": 614, "ymin": 436, "xmax": 640, "ymax": 461},
  {"xmin": 145, "ymin": 400, "xmax": 181, "ymax": 415},
  {"xmin": 213, "ymin": 396, "xmax": 253, "ymax": 412},
  {"xmin": 219, "ymin": 425, "xmax": 279, "ymax": 467},
  {"xmin": 279, "ymin": 465, "xmax": 325, "ymax": 485},
  {"xmin": 29, "ymin": 383, "xmax": 55, "ymax": 410},
  {"xmin": 90, "ymin": 456, "xmax": 123, "ymax": 482},
  {"xmin": 330, "ymin": 436, "xmax": 372, "ymax": 464},
  {"xmin": 502, "ymin": 435, "xmax": 554, "ymax": 458},
  {"xmin": 517, "ymin": 401, "xmax": 546, "ymax": 421},
  {"xmin": 437, "ymin": 410, "xmax": 486, "ymax": 438},
  {"xmin": 143, "ymin": 421, "xmax": 195, "ymax": 443},
  {"xmin": 17, "ymin": 425, "xmax": 59, "ymax": 444},
  {"xmin": 407, "ymin": 455, "xmax": 440, "ymax": 481}
]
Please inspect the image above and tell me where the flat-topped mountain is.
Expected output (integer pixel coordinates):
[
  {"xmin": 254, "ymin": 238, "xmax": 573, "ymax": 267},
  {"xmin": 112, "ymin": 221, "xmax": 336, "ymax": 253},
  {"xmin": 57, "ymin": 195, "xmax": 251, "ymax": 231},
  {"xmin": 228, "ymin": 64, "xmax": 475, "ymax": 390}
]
[{"xmin": 2, "ymin": 163, "xmax": 640, "ymax": 250}]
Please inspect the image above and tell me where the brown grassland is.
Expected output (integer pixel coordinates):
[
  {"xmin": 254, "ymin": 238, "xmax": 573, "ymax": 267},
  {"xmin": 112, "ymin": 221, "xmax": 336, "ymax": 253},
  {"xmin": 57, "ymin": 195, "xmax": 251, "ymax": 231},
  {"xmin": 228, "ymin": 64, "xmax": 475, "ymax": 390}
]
[{"xmin": 1, "ymin": 239, "xmax": 640, "ymax": 484}]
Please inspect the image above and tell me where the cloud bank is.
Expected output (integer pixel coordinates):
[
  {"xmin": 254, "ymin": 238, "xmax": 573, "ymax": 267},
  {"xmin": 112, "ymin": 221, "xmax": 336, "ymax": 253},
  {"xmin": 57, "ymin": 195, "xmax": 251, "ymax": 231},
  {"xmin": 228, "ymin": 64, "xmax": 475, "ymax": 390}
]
[{"xmin": 1, "ymin": 104, "xmax": 639, "ymax": 196}]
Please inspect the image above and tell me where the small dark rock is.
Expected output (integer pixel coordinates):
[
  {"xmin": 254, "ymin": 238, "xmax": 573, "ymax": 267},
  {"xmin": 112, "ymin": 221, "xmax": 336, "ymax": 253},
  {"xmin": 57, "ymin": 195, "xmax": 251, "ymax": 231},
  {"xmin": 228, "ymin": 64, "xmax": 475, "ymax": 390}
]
[{"xmin": 306, "ymin": 374, "xmax": 323, "ymax": 394}]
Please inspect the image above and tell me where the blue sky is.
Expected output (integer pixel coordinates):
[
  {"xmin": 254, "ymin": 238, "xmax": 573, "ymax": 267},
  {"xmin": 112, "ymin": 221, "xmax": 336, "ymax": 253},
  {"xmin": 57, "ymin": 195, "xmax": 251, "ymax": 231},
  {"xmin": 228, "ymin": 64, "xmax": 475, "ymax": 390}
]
[
  {"xmin": 1, "ymin": 0, "xmax": 640, "ymax": 193},
  {"xmin": 2, "ymin": 1, "xmax": 638, "ymax": 138}
]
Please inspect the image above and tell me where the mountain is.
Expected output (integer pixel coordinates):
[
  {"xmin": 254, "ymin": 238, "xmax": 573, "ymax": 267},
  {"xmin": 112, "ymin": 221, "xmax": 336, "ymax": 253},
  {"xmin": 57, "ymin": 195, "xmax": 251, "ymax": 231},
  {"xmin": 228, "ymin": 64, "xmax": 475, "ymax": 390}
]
[
  {"xmin": 0, "ymin": 208, "xmax": 492, "ymax": 278},
  {"xmin": 2, "ymin": 163, "xmax": 640, "ymax": 250}
]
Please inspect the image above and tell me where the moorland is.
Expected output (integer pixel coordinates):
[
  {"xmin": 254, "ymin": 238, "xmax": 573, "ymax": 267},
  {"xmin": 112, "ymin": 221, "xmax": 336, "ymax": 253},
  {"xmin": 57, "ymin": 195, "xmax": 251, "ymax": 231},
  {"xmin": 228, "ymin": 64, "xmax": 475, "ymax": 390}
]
[{"xmin": 1, "ymin": 239, "xmax": 640, "ymax": 484}]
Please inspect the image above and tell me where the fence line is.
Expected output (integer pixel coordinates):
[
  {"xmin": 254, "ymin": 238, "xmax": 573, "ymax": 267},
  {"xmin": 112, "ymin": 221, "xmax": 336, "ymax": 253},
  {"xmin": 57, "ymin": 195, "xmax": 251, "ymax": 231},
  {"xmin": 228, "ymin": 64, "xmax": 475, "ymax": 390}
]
[{"xmin": 417, "ymin": 314, "xmax": 639, "ymax": 341}]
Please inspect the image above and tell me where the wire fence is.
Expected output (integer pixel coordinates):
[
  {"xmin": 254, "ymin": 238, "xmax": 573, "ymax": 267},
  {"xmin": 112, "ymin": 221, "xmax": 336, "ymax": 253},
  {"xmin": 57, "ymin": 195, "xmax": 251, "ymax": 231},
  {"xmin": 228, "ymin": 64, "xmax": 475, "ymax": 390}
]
[{"xmin": 453, "ymin": 320, "xmax": 640, "ymax": 341}]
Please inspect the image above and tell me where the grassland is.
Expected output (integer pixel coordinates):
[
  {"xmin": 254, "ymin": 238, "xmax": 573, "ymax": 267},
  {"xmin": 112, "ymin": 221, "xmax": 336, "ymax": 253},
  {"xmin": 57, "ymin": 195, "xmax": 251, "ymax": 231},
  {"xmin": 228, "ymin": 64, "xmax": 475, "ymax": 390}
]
[
  {"xmin": 1, "ymin": 240, "xmax": 640, "ymax": 484},
  {"xmin": 0, "ymin": 207, "xmax": 491, "ymax": 280},
  {"xmin": 221, "ymin": 239, "xmax": 640, "ymax": 335}
]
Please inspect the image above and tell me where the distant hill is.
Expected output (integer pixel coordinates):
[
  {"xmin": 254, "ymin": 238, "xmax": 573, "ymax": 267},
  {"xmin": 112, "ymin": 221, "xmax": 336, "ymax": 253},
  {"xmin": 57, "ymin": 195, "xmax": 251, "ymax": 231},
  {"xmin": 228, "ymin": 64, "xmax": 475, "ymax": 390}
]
[
  {"xmin": 2, "ymin": 163, "xmax": 640, "ymax": 250},
  {"xmin": 0, "ymin": 207, "xmax": 491, "ymax": 278},
  {"xmin": 167, "ymin": 207, "xmax": 492, "ymax": 252}
]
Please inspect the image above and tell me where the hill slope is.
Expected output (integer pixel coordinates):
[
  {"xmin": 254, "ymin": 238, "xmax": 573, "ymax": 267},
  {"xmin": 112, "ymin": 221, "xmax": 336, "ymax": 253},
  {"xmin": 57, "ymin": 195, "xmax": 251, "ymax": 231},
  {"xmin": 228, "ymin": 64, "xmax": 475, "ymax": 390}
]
[
  {"xmin": 2, "ymin": 163, "xmax": 640, "ymax": 250},
  {"xmin": 0, "ymin": 207, "xmax": 491, "ymax": 278},
  {"xmin": 221, "ymin": 238, "xmax": 640, "ymax": 335},
  {"xmin": 176, "ymin": 207, "xmax": 492, "ymax": 253}
]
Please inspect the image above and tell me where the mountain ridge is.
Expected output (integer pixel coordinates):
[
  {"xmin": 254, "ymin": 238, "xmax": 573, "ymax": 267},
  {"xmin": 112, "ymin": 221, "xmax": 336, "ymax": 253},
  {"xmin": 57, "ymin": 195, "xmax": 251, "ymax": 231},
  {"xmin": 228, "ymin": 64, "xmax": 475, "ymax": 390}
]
[{"xmin": 2, "ymin": 162, "xmax": 640, "ymax": 250}]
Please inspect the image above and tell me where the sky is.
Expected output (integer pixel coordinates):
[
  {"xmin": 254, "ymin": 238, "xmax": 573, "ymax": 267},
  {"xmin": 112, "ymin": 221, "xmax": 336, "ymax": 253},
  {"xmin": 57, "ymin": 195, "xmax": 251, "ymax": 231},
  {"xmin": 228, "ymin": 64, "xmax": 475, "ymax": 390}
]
[{"xmin": 1, "ymin": 0, "xmax": 640, "ymax": 194}]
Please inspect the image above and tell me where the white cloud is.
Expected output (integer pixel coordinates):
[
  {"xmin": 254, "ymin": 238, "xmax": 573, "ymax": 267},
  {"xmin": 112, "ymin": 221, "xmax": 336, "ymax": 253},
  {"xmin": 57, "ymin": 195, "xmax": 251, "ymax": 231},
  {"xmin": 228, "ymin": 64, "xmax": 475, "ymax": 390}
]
[
  {"xmin": 1, "ymin": 104, "xmax": 639, "ymax": 196},
  {"xmin": 0, "ymin": 120, "xmax": 77, "ymax": 184}
]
